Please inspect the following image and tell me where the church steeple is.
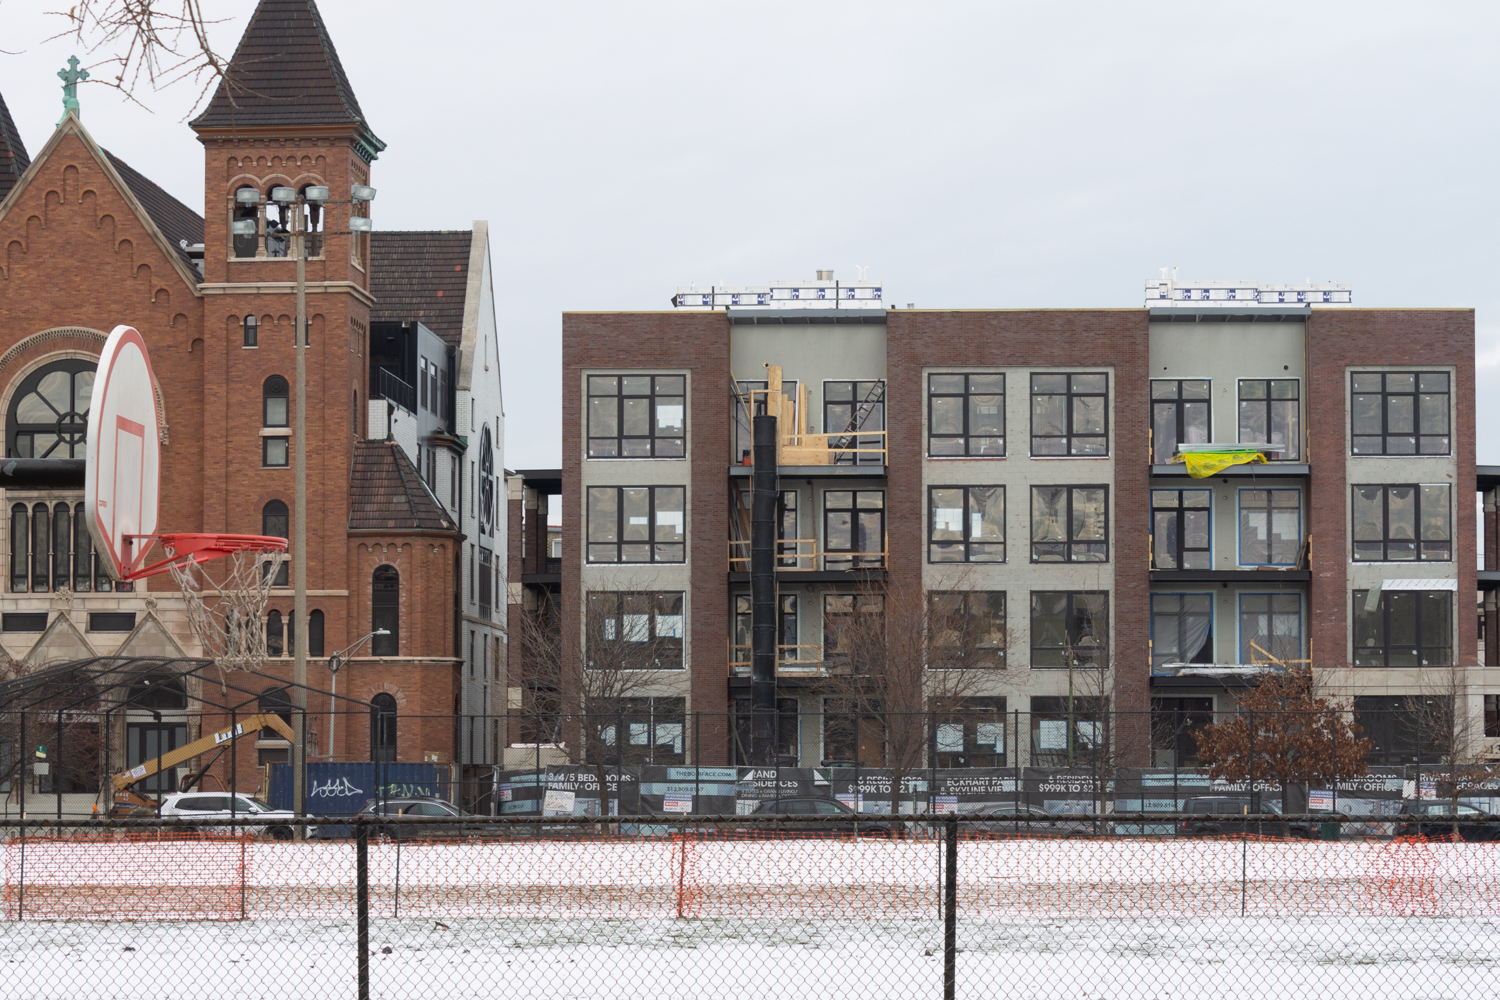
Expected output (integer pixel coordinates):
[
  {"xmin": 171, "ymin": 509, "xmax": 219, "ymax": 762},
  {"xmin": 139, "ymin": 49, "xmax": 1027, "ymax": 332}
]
[
  {"xmin": 0, "ymin": 87, "xmax": 32, "ymax": 204},
  {"xmin": 189, "ymin": 0, "xmax": 383, "ymax": 162}
]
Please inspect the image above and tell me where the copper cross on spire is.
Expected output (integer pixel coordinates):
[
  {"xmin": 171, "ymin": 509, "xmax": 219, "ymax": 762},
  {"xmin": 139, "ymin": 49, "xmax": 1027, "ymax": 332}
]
[{"xmin": 57, "ymin": 56, "xmax": 90, "ymax": 122}]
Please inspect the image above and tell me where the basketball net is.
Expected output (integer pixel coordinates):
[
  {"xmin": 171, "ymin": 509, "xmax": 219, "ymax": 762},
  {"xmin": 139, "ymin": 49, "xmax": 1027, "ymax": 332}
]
[{"xmin": 166, "ymin": 545, "xmax": 287, "ymax": 677}]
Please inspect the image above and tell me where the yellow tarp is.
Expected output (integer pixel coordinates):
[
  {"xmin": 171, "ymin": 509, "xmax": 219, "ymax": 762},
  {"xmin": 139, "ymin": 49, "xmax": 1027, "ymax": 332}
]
[{"xmin": 1180, "ymin": 452, "xmax": 1266, "ymax": 478}]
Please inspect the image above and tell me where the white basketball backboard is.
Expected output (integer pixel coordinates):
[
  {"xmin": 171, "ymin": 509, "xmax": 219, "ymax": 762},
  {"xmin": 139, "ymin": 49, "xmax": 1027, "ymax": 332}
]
[{"xmin": 85, "ymin": 325, "xmax": 161, "ymax": 581}]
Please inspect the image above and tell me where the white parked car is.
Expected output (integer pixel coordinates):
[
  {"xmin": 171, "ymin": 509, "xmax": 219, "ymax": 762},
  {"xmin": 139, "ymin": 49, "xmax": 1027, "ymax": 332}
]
[{"xmin": 155, "ymin": 792, "xmax": 305, "ymax": 840}]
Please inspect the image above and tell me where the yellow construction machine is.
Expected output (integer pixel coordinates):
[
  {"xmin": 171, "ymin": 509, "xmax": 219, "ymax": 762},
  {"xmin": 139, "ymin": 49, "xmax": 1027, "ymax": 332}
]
[{"xmin": 109, "ymin": 713, "xmax": 295, "ymax": 817}]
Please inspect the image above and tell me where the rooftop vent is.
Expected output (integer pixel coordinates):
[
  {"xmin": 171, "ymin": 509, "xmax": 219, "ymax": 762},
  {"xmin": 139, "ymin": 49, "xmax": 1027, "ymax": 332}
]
[{"xmin": 816, "ymin": 269, "xmax": 833, "ymax": 281}]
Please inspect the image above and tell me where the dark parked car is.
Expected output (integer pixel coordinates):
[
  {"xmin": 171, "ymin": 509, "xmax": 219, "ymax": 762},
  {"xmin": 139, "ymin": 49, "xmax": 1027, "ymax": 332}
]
[
  {"xmin": 357, "ymin": 796, "xmax": 503, "ymax": 840},
  {"xmin": 1179, "ymin": 796, "xmax": 1313, "ymax": 838},
  {"xmin": 961, "ymin": 803, "xmax": 1094, "ymax": 837},
  {"xmin": 745, "ymin": 797, "xmax": 893, "ymax": 837},
  {"xmin": 1396, "ymin": 802, "xmax": 1500, "ymax": 842}
]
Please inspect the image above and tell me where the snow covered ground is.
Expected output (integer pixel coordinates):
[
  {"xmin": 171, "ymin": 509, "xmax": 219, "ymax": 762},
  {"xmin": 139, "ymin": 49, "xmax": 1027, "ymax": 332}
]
[
  {"xmin": 3, "ymin": 915, "xmax": 1498, "ymax": 999},
  {"xmin": 2, "ymin": 836, "xmax": 1497, "ymax": 997}
]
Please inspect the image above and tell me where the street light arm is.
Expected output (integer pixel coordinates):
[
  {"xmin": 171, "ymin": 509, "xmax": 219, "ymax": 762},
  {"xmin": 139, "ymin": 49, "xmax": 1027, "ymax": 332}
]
[{"xmin": 329, "ymin": 629, "xmax": 392, "ymax": 672}]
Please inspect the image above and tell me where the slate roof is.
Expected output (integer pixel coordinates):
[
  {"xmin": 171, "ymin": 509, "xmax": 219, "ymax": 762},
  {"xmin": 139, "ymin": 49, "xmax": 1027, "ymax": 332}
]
[
  {"xmin": 189, "ymin": 0, "xmax": 383, "ymax": 153},
  {"xmin": 104, "ymin": 151, "xmax": 204, "ymax": 267},
  {"xmin": 0, "ymin": 88, "xmax": 31, "ymax": 203},
  {"xmin": 349, "ymin": 440, "xmax": 455, "ymax": 532},
  {"xmin": 369, "ymin": 231, "xmax": 473, "ymax": 345}
]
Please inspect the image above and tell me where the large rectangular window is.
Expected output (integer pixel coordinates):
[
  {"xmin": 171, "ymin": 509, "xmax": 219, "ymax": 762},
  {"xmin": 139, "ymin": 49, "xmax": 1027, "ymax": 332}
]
[
  {"xmin": 823, "ymin": 593, "xmax": 884, "ymax": 671},
  {"xmin": 603, "ymin": 697, "xmax": 687, "ymax": 766},
  {"xmin": 1151, "ymin": 489, "xmax": 1211, "ymax": 570},
  {"xmin": 1353, "ymin": 590, "xmax": 1453, "ymax": 667},
  {"xmin": 1150, "ymin": 594, "xmax": 1214, "ymax": 671},
  {"xmin": 1351, "ymin": 371, "xmax": 1450, "ymax": 456},
  {"xmin": 586, "ymin": 375, "xmax": 685, "ymax": 458},
  {"xmin": 733, "ymin": 593, "xmax": 800, "ymax": 666},
  {"xmin": 1031, "ymin": 486, "xmax": 1107, "ymax": 562},
  {"xmin": 1351, "ymin": 484, "xmax": 1451, "ymax": 562},
  {"xmin": 1150, "ymin": 379, "xmax": 1211, "ymax": 465},
  {"xmin": 1030, "ymin": 373, "xmax": 1108, "ymax": 456},
  {"xmin": 928, "ymin": 373, "xmax": 1004, "ymax": 456},
  {"xmin": 1237, "ymin": 379, "xmax": 1301, "ymax": 461},
  {"xmin": 824, "ymin": 490, "xmax": 884, "ymax": 569},
  {"xmin": 1030, "ymin": 591, "xmax": 1108, "ymax": 668},
  {"xmin": 927, "ymin": 591, "xmax": 1006, "ymax": 669},
  {"xmin": 935, "ymin": 697, "xmax": 1007, "ymax": 768},
  {"xmin": 1238, "ymin": 489, "xmax": 1301, "ymax": 566},
  {"xmin": 928, "ymin": 486, "xmax": 1005, "ymax": 563},
  {"xmin": 585, "ymin": 592, "xmax": 684, "ymax": 670},
  {"xmin": 1030, "ymin": 696, "xmax": 1104, "ymax": 766},
  {"xmin": 586, "ymin": 486, "xmax": 685, "ymax": 563},
  {"xmin": 823, "ymin": 380, "xmax": 885, "ymax": 466},
  {"xmin": 732, "ymin": 696, "xmax": 800, "ymax": 765},
  {"xmin": 1239, "ymin": 594, "xmax": 1301, "ymax": 665}
]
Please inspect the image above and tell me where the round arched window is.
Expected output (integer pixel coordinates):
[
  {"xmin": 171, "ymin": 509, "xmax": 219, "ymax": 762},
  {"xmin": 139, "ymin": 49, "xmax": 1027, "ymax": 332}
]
[{"xmin": 7, "ymin": 359, "xmax": 95, "ymax": 458}]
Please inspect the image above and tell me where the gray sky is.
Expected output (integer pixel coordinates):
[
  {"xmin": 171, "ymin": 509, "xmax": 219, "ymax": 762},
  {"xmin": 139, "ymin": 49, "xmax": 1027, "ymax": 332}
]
[{"xmin": 3, "ymin": 1, "xmax": 1497, "ymax": 472}]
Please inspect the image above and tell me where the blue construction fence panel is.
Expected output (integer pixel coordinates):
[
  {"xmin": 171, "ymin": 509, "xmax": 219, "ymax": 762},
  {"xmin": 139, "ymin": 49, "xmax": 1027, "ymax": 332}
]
[{"xmin": 267, "ymin": 762, "xmax": 451, "ymax": 815}]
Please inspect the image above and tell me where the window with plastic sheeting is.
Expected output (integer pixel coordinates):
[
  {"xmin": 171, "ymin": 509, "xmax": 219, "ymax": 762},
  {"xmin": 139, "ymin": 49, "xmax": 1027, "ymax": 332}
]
[
  {"xmin": 927, "ymin": 592, "xmax": 1006, "ymax": 669},
  {"xmin": 1351, "ymin": 371, "xmax": 1450, "ymax": 456},
  {"xmin": 928, "ymin": 486, "xmax": 1004, "ymax": 563},
  {"xmin": 1237, "ymin": 379, "xmax": 1300, "ymax": 461},
  {"xmin": 1152, "ymin": 489, "xmax": 1210, "ymax": 570},
  {"xmin": 1351, "ymin": 484, "xmax": 1450, "ymax": 562},
  {"xmin": 1150, "ymin": 594, "xmax": 1213, "ymax": 671},
  {"xmin": 587, "ymin": 374, "xmax": 685, "ymax": 458},
  {"xmin": 928, "ymin": 373, "xmax": 1004, "ymax": 457},
  {"xmin": 1031, "ymin": 486, "xmax": 1107, "ymax": 562},
  {"xmin": 1353, "ymin": 590, "xmax": 1452, "ymax": 667},
  {"xmin": 1030, "ymin": 592, "xmax": 1108, "ymax": 668},
  {"xmin": 1239, "ymin": 594, "xmax": 1302, "ymax": 665},
  {"xmin": 1030, "ymin": 372, "xmax": 1107, "ymax": 456},
  {"xmin": 1238, "ymin": 489, "xmax": 1301, "ymax": 566}
]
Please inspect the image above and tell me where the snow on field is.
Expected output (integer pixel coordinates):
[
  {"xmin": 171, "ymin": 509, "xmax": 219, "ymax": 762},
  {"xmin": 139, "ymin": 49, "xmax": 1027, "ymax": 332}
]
[
  {"xmin": 2, "ymin": 837, "xmax": 1498, "ymax": 997},
  {"xmin": 2, "ymin": 916, "xmax": 1498, "ymax": 999}
]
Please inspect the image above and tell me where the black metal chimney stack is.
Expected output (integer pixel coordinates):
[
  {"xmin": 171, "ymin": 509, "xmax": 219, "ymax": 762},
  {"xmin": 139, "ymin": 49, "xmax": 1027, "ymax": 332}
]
[{"xmin": 750, "ymin": 413, "xmax": 779, "ymax": 765}]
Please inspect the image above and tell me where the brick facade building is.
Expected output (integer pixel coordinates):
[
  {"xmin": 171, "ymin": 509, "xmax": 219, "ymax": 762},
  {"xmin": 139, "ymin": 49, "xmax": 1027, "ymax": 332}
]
[
  {"xmin": 0, "ymin": 0, "xmax": 505, "ymax": 800},
  {"xmin": 541, "ymin": 275, "xmax": 1496, "ymax": 772}
]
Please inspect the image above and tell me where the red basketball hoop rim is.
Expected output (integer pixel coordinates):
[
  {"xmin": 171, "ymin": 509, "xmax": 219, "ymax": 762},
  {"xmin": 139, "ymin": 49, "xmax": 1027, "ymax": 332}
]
[{"xmin": 122, "ymin": 533, "xmax": 290, "ymax": 581}]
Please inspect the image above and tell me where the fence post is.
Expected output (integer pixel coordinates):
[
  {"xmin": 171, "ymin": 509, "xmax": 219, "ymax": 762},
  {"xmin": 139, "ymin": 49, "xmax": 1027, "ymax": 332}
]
[
  {"xmin": 943, "ymin": 814, "xmax": 957, "ymax": 1000},
  {"xmin": 356, "ymin": 819, "xmax": 370, "ymax": 1000}
]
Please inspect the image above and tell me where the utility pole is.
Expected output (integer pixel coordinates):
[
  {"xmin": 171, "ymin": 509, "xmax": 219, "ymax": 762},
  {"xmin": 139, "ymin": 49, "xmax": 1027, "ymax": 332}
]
[{"xmin": 292, "ymin": 196, "xmax": 309, "ymax": 826}]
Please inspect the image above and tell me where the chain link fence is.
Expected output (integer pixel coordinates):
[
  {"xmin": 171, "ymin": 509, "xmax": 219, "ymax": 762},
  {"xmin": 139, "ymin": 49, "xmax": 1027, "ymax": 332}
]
[{"xmin": 2, "ymin": 814, "xmax": 1498, "ymax": 999}]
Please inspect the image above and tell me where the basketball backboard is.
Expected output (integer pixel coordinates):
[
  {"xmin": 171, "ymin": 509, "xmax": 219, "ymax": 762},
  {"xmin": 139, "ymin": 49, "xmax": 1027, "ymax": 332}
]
[{"xmin": 84, "ymin": 325, "xmax": 161, "ymax": 581}]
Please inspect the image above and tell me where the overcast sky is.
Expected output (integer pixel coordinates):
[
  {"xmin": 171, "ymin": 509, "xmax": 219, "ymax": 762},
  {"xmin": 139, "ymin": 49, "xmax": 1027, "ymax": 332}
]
[{"xmin": 3, "ymin": 1, "xmax": 1497, "ymax": 471}]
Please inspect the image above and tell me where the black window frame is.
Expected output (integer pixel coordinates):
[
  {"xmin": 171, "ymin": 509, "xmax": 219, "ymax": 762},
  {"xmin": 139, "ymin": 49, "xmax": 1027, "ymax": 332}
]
[
  {"xmin": 1150, "ymin": 378, "xmax": 1211, "ymax": 465},
  {"xmin": 586, "ymin": 591, "xmax": 685, "ymax": 670},
  {"xmin": 927, "ymin": 486, "xmax": 1005, "ymax": 563},
  {"xmin": 586, "ymin": 485, "xmax": 686, "ymax": 564},
  {"xmin": 9, "ymin": 500, "xmax": 116, "ymax": 594},
  {"xmin": 1151, "ymin": 488, "xmax": 1211, "ymax": 570},
  {"xmin": 1029, "ymin": 372, "xmax": 1108, "ymax": 457},
  {"xmin": 603, "ymin": 696, "xmax": 688, "ymax": 766},
  {"xmin": 927, "ymin": 372, "xmax": 1005, "ymax": 457},
  {"xmin": 1236, "ymin": 378, "xmax": 1301, "ymax": 461},
  {"xmin": 1238, "ymin": 488, "xmax": 1302, "ymax": 567},
  {"xmin": 586, "ymin": 374, "xmax": 686, "ymax": 459},
  {"xmin": 823, "ymin": 379, "xmax": 886, "ymax": 466},
  {"xmin": 370, "ymin": 693, "xmax": 398, "ymax": 761},
  {"xmin": 1030, "ymin": 485, "xmax": 1108, "ymax": 563},
  {"xmin": 732, "ymin": 696, "xmax": 800, "ymax": 765},
  {"xmin": 734, "ymin": 378, "xmax": 799, "ymax": 464},
  {"xmin": 6, "ymin": 358, "xmax": 96, "ymax": 459},
  {"xmin": 733, "ymin": 592, "xmax": 800, "ymax": 668},
  {"xmin": 1029, "ymin": 591, "xmax": 1108, "ymax": 668},
  {"xmin": 1353, "ymin": 590, "xmax": 1453, "ymax": 668},
  {"xmin": 933, "ymin": 696, "xmax": 1008, "ymax": 768},
  {"xmin": 823, "ymin": 592, "xmax": 885, "ymax": 672},
  {"xmin": 1149, "ymin": 593, "xmax": 1214, "ymax": 671},
  {"xmin": 1350, "ymin": 371, "xmax": 1450, "ymax": 456},
  {"xmin": 263, "ymin": 375, "xmax": 289, "ymax": 427},
  {"xmin": 927, "ymin": 591, "xmax": 1006, "ymax": 670},
  {"xmin": 1351, "ymin": 484, "xmax": 1451, "ymax": 563},
  {"xmin": 823, "ymin": 490, "xmax": 885, "ymax": 569},
  {"xmin": 243, "ymin": 314, "xmax": 258, "ymax": 348}
]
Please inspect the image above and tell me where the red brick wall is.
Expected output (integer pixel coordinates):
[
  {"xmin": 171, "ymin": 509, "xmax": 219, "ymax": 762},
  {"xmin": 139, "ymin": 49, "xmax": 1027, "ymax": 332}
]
[
  {"xmin": 1305, "ymin": 309, "xmax": 1477, "ymax": 668},
  {"xmin": 886, "ymin": 310, "xmax": 1152, "ymax": 718},
  {"xmin": 561, "ymin": 312, "xmax": 731, "ymax": 761}
]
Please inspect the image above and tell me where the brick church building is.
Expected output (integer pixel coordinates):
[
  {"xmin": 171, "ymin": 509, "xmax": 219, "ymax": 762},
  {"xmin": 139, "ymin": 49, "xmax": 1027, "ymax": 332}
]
[{"xmin": 0, "ymin": 0, "xmax": 506, "ymax": 797}]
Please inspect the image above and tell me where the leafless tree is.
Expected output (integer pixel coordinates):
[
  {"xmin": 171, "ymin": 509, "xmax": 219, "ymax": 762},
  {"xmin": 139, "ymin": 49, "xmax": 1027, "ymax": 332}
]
[
  {"xmin": 0, "ymin": 650, "xmax": 105, "ymax": 805},
  {"xmin": 32, "ymin": 2, "xmax": 232, "ymax": 111},
  {"xmin": 1405, "ymin": 664, "xmax": 1497, "ymax": 840},
  {"xmin": 518, "ymin": 587, "xmax": 680, "ymax": 822},
  {"xmin": 817, "ymin": 576, "xmax": 1008, "ymax": 818}
]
